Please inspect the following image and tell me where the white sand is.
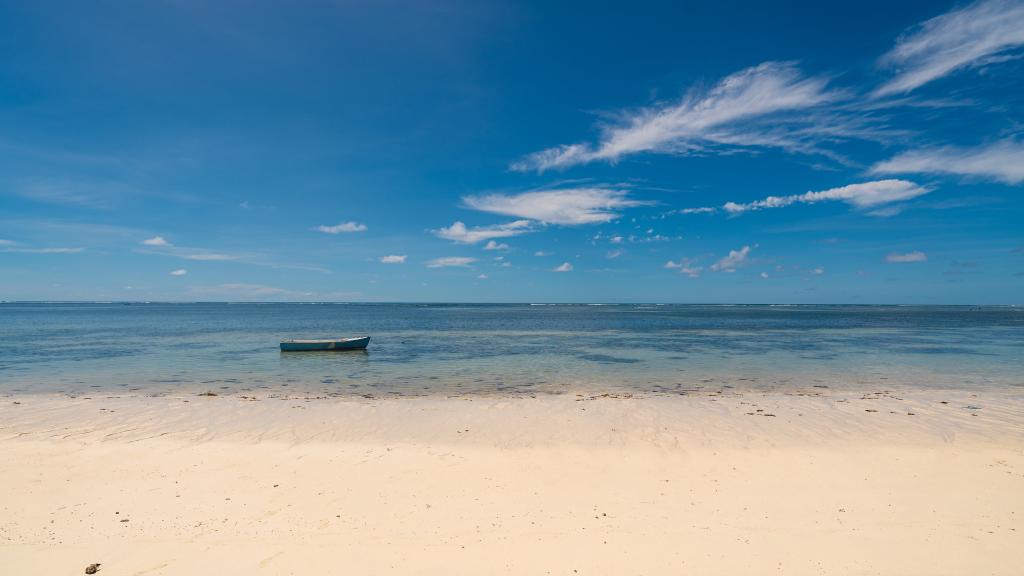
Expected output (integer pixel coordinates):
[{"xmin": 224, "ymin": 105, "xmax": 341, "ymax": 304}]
[{"xmin": 2, "ymin": 388, "xmax": 1023, "ymax": 575}]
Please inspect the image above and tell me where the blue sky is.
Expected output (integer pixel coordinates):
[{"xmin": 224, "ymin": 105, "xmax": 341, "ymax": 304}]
[{"xmin": 1, "ymin": 0, "xmax": 1023, "ymax": 303}]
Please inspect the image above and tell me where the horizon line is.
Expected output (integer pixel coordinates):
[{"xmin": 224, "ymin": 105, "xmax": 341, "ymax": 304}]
[{"xmin": 0, "ymin": 301, "xmax": 1018, "ymax": 307}]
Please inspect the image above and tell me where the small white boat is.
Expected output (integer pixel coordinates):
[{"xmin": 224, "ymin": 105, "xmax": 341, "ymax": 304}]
[{"xmin": 280, "ymin": 336, "xmax": 370, "ymax": 351}]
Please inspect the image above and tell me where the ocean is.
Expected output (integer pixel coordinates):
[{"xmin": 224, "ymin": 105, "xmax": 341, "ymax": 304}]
[{"xmin": 1, "ymin": 303, "xmax": 1022, "ymax": 396}]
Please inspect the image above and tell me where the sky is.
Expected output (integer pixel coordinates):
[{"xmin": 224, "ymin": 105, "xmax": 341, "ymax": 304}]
[{"xmin": 1, "ymin": 0, "xmax": 1023, "ymax": 303}]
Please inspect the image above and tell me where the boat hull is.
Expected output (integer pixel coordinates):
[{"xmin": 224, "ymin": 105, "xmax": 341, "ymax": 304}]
[{"xmin": 280, "ymin": 337, "xmax": 370, "ymax": 351}]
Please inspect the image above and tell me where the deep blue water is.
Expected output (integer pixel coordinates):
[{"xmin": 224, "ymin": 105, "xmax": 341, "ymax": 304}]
[{"xmin": 1, "ymin": 303, "xmax": 1022, "ymax": 396}]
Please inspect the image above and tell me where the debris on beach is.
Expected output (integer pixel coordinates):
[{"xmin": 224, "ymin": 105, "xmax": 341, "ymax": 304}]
[
  {"xmin": 198, "ymin": 391, "xmax": 218, "ymax": 397},
  {"xmin": 85, "ymin": 563, "xmax": 101, "ymax": 574}
]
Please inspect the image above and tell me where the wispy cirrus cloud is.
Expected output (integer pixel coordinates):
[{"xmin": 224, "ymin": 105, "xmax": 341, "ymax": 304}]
[
  {"xmin": 874, "ymin": 0, "xmax": 1024, "ymax": 97},
  {"xmin": 425, "ymin": 256, "xmax": 476, "ymax": 268},
  {"xmin": 136, "ymin": 244, "xmax": 238, "ymax": 262},
  {"xmin": 0, "ymin": 246, "xmax": 84, "ymax": 254},
  {"xmin": 189, "ymin": 284, "xmax": 359, "ymax": 301},
  {"xmin": 886, "ymin": 251, "xmax": 928, "ymax": 263},
  {"xmin": 169, "ymin": 268, "xmax": 187, "ymax": 276},
  {"xmin": 463, "ymin": 188, "xmax": 648, "ymax": 225},
  {"xmin": 433, "ymin": 220, "xmax": 532, "ymax": 244},
  {"xmin": 512, "ymin": 62, "xmax": 845, "ymax": 171},
  {"xmin": 871, "ymin": 140, "xmax": 1024, "ymax": 184},
  {"xmin": 379, "ymin": 254, "xmax": 407, "ymax": 264},
  {"xmin": 315, "ymin": 221, "xmax": 367, "ymax": 234},
  {"xmin": 135, "ymin": 240, "xmax": 328, "ymax": 272},
  {"xmin": 12, "ymin": 180, "xmax": 114, "ymax": 208},
  {"xmin": 182, "ymin": 252, "xmax": 236, "ymax": 261},
  {"xmin": 185, "ymin": 283, "xmax": 350, "ymax": 301},
  {"xmin": 217, "ymin": 283, "xmax": 304, "ymax": 296},
  {"xmin": 721, "ymin": 180, "xmax": 931, "ymax": 214}
]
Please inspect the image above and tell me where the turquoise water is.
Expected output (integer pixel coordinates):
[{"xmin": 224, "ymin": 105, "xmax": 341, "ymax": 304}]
[{"xmin": 1, "ymin": 303, "xmax": 1022, "ymax": 396}]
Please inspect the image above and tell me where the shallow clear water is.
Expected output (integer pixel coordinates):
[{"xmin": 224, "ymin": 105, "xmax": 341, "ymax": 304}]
[{"xmin": 1, "ymin": 303, "xmax": 1022, "ymax": 396}]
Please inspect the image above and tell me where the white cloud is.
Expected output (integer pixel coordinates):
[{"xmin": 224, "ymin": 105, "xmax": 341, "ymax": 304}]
[
  {"xmin": 0, "ymin": 239, "xmax": 14, "ymax": 245},
  {"xmin": 629, "ymin": 233, "xmax": 675, "ymax": 244},
  {"xmin": 483, "ymin": 240, "xmax": 510, "ymax": 251},
  {"xmin": 534, "ymin": 251, "xmax": 551, "ymax": 256},
  {"xmin": 811, "ymin": 267, "xmax": 825, "ymax": 275},
  {"xmin": 379, "ymin": 254, "xmax": 407, "ymax": 264},
  {"xmin": 722, "ymin": 180, "xmax": 930, "ymax": 214},
  {"xmin": 141, "ymin": 236, "xmax": 170, "ymax": 246},
  {"xmin": 607, "ymin": 249, "xmax": 624, "ymax": 259},
  {"xmin": 425, "ymin": 256, "xmax": 476, "ymax": 268},
  {"xmin": 665, "ymin": 259, "xmax": 702, "ymax": 277},
  {"xmin": 609, "ymin": 235, "xmax": 624, "ymax": 244},
  {"xmin": 871, "ymin": 140, "xmax": 1024, "ymax": 185},
  {"xmin": 874, "ymin": 0, "xmax": 1024, "ymax": 97},
  {"xmin": 760, "ymin": 272, "xmax": 769, "ymax": 279},
  {"xmin": 553, "ymin": 262, "xmax": 573, "ymax": 272},
  {"xmin": 170, "ymin": 268, "xmax": 187, "ymax": 276},
  {"xmin": 477, "ymin": 274, "xmax": 488, "ymax": 280},
  {"xmin": 183, "ymin": 253, "xmax": 236, "ymax": 261},
  {"xmin": 513, "ymin": 61, "xmax": 840, "ymax": 171},
  {"xmin": 678, "ymin": 207, "xmax": 717, "ymax": 214},
  {"xmin": 886, "ymin": 251, "xmax": 928, "ymax": 263},
  {"xmin": 434, "ymin": 220, "xmax": 531, "ymax": 244},
  {"xmin": 710, "ymin": 245, "xmax": 753, "ymax": 272},
  {"xmin": 315, "ymin": 221, "xmax": 367, "ymax": 234},
  {"xmin": 463, "ymin": 188, "xmax": 647, "ymax": 225}
]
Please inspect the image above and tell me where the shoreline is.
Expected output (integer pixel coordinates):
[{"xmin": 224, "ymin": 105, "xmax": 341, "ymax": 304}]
[
  {"xmin": 2, "ymin": 388, "xmax": 1023, "ymax": 574},
  {"xmin": 3, "ymin": 386, "xmax": 1023, "ymax": 446}
]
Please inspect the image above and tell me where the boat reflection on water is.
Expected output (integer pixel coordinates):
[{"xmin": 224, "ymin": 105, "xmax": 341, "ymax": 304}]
[{"xmin": 278, "ymin": 347, "xmax": 370, "ymax": 367}]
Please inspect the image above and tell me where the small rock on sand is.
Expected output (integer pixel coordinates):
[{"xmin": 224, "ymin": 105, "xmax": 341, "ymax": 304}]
[{"xmin": 85, "ymin": 563, "xmax": 101, "ymax": 574}]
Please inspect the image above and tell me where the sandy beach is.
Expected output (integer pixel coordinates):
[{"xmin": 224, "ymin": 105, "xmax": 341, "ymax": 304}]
[
  {"xmin": 2, "ymin": 387, "xmax": 1023, "ymax": 575},
  {"xmin": 4, "ymin": 0, "xmax": 1024, "ymax": 571}
]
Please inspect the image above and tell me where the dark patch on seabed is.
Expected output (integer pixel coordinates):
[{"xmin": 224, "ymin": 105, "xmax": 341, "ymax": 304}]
[{"xmin": 577, "ymin": 353, "xmax": 642, "ymax": 364}]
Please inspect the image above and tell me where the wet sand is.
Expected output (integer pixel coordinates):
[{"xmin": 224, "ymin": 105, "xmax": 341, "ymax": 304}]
[{"xmin": 2, "ymin": 388, "xmax": 1023, "ymax": 575}]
